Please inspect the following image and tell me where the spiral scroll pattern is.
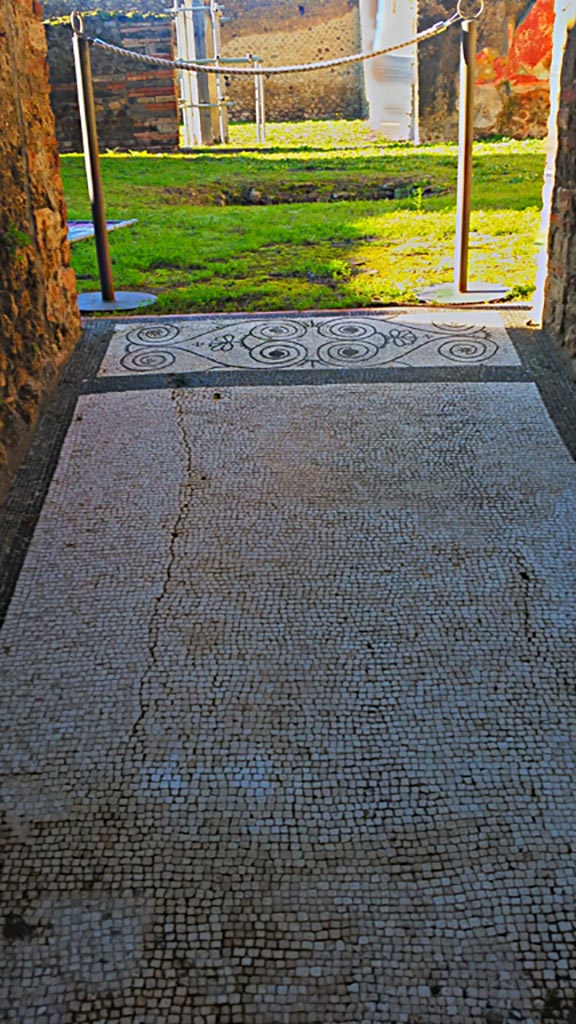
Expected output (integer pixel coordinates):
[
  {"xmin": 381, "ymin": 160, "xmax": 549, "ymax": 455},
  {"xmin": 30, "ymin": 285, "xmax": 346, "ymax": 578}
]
[
  {"xmin": 121, "ymin": 349, "xmax": 176, "ymax": 372},
  {"xmin": 126, "ymin": 324, "xmax": 180, "ymax": 347},
  {"xmin": 438, "ymin": 339, "xmax": 497, "ymax": 363},
  {"xmin": 248, "ymin": 341, "xmax": 308, "ymax": 367},
  {"xmin": 249, "ymin": 321, "xmax": 306, "ymax": 342},
  {"xmin": 317, "ymin": 319, "xmax": 377, "ymax": 340}
]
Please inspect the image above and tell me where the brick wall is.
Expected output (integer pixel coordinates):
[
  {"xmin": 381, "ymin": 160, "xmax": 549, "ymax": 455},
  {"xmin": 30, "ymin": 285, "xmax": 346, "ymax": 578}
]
[
  {"xmin": 544, "ymin": 16, "xmax": 576, "ymax": 357},
  {"xmin": 45, "ymin": 13, "xmax": 179, "ymax": 153},
  {"xmin": 0, "ymin": 0, "xmax": 81, "ymax": 499}
]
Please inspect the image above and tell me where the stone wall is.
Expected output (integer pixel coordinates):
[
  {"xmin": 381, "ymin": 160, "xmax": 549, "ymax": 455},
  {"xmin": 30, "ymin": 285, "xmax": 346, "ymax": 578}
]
[
  {"xmin": 0, "ymin": 0, "xmax": 81, "ymax": 500},
  {"xmin": 418, "ymin": 0, "xmax": 554, "ymax": 141},
  {"xmin": 45, "ymin": 13, "xmax": 179, "ymax": 153},
  {"xmin": 544, "ymin": 15, "xmax": 576, "ymax": 357},
  {"xmin": 220, "ymin": 0, "xmax": 365, "ymax": 122},
  {"xmin": 43, "ymin": 0, "xmax": 364, "ymax": 134},
  {"xmin": 41, "ymin": 0, "xmax": 554, "ymax": 143}
]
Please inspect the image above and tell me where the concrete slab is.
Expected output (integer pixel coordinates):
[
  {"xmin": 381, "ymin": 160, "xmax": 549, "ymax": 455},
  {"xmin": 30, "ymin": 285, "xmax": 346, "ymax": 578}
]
[
  {"xmin": 100, "ymin": 309, "xmax": 520, "ymax": 377},
  {"xmin": 1, "ymin": 373, "xmax": 575, "ymax": 1022}
]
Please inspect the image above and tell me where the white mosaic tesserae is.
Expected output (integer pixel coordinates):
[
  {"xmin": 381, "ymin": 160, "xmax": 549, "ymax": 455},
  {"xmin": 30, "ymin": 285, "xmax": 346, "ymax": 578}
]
[
  {"xmin": 101, "ymin": 310, "xmax": 520, "ymax": 376},
  {"xmin": 0, "ymin": 319, "xmax": 575, "ymax": 1023}
]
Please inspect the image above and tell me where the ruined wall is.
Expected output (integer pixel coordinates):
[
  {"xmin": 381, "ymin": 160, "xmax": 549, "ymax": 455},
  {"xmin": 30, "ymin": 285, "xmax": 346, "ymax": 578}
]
[
  {"xmin": 419, "ymin": 0, "xmax": 554, "ymax": 141},
  {"xmin": 45, "ymin": 13, "xmax": 179, "ymax": 153},
  {"xmin": 543, "ymin": 16, "xmax": 576, "ymax": 356},
  {"xmin": 0, "ymin": 0, "xmax": 81, "ymax": 498},
  {"xmin": 220, "ymin": 0, "xmax": 365, "ymax": 122},
  {"xmin": 43, "ymin": 0, "xmax": 365, "ymax": 129},
  {"xmin": 41, "ymin": 0, "xmax": 554, "ymax": 141}
]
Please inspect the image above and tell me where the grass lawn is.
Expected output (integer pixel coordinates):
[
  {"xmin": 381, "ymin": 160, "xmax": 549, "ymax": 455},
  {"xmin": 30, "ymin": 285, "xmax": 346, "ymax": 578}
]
[{"xmin": 61, "ymin": 120, "xmax": 546, "ymax": 313}]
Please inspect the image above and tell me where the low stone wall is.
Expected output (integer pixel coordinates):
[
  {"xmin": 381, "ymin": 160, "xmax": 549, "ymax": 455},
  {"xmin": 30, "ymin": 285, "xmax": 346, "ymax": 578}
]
[
  {"xmin": 544, "ymin": 17, "xmax": 576, "ymax": 358},
  {"xmin": 0, "ymin": 0, "xmax": 81, "ymax": 500},
  {"xmin": 45, "ymin": 13, "xmax": 179, "ymax": 152}
]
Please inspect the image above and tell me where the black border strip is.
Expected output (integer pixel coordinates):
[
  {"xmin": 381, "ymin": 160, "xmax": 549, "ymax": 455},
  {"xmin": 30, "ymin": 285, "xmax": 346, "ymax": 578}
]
[
  {"xmin": 0, "ymin": 321, "xmax": 112, "ymax": 628},
  {"xmin": 507, "ymin": 324, "xmax": 576, "ymax": 463},
  {"xmin": 86, "ymin": 364, "xmax": 532, "ymax": 394}
]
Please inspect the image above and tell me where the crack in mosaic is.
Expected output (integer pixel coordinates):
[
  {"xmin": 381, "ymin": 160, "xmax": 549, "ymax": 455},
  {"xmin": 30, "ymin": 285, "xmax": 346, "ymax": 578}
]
[
  {"xmin": 101, "ymin": 313, "xmax": 521, "ymax": 377},
  {"xmin": 1, "ymin": 382, "xmax": 576, "ymax": 1022}
]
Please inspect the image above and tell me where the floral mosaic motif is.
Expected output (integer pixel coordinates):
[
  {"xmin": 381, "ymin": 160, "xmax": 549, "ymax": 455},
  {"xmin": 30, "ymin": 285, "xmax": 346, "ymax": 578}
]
[{"xmin": 119, "ymin": 317, "xmax": 501, "ymax": 373}]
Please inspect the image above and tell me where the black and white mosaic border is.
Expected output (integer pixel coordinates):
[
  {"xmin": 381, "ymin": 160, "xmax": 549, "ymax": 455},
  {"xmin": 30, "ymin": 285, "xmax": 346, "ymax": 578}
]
[{"xmin": 101, "ymin": 312, "xmax": 521, "ymax": 376}]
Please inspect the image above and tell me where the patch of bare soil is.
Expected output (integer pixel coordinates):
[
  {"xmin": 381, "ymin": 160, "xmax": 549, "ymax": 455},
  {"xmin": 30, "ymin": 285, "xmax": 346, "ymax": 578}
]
[{"xmin": 160, "ymin": 181, "xmax": 448, "ymax": 207}]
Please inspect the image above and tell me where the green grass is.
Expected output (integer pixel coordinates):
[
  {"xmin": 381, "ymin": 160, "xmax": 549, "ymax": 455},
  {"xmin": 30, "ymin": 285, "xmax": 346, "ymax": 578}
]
[{"xmin": 61, "ymin": 120, "xmax": 546, "ymax": 313}]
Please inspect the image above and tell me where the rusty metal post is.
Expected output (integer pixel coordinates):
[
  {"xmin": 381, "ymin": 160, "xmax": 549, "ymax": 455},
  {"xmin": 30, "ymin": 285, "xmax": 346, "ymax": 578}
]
[
  {"xmin": 453, "ymin": 16, "xmax": 477, "ymax": 294},
  {"xmin": 71, "ymin": 12, "xmax": 115, "ymax": 302},
  {"xmin": 417, "ymin": 0, "xmax": 506, "ymax": 304}
]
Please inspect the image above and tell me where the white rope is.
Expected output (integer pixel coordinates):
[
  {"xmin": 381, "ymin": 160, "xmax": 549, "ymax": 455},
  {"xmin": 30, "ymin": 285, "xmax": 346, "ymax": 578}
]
[{"xmin": 74, "ymin": 11, "xmax": 464, "ymax": 76}]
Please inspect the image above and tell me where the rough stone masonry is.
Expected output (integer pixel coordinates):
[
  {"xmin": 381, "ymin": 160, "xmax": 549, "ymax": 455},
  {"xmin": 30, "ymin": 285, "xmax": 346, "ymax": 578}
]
[{"xmin": 0, "ymin": 0, "xmax": 80, "ymax": 500}]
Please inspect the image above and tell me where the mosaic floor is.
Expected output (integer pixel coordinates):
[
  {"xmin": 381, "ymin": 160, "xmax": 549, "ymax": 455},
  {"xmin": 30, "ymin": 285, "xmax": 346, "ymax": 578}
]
[
  {"xmin": 1, "ymin": 314, "xmax": 575, "ymax": 1024},
  {"xmin": 100, "ymin": 309, "xmax": 520, "ymax": 376}
]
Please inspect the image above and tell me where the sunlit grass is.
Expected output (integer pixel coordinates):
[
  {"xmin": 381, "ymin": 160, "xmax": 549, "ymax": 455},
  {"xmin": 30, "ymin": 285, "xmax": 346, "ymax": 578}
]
[{"xmin": 61, "ymin": 122, "xmax": 545, "ymax": 312}]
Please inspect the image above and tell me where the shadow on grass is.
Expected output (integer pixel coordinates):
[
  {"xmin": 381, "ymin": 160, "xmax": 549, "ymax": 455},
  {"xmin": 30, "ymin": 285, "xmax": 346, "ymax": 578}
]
[
  {"xmin": 69, "ymin": 200, "xmax": 540, "ymax": 313},
  {"xmin": 62, "ymin": 136, "xmax": 544, "ymax": 313},
  {"xmin": 62, "ymin": 141, "xmax": 545, "ymax": 215}
]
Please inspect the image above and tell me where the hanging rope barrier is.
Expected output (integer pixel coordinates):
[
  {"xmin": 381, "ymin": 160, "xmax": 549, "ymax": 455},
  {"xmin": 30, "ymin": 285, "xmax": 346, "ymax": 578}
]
[
  {"xmin": 69, "ymin": 0, "xmax": 495, "ymax": 310},
  {"xmin": 71, "ymin": 1, "xmax": 484, "ymax": 77}
]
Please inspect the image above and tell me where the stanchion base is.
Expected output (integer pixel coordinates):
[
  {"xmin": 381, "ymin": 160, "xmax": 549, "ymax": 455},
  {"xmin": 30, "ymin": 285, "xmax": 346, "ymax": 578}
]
[
  {"xmin": 417, "ymin": 282, "xmax": 510, "ymax": 305},
  {"xmin": 77, "ymin": 291, "xmax": 156, "ymax": 313}
]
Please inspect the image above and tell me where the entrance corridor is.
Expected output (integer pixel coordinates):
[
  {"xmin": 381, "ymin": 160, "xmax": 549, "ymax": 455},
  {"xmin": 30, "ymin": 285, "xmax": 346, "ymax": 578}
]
[{"xmin": 1, "ymin": 309, "xmax": 575, "ymax": 1024}]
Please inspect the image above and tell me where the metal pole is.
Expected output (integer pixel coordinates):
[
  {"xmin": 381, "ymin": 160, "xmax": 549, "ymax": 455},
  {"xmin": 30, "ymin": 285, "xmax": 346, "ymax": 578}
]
[
  {"xmin": 252, "ymin": 56, "xmax": 260, "ymax": 143},
  {"xmin": 416, "ymin": 2, "xmax": 505, "ymax": 304},
  {"xmin": 210, "ymin": 0, "xmax": 228, "ymax": 143},
  {"xmin": 71, "ymin": 12, "xmax": 115, "ymax": 302},
  {"xmin": 259, "ymin": 64, "xmax": 266, "ymax": 144},
  {"xmin": 453, "ymin": 17, "xmax": 476, "ymax": 294}
]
